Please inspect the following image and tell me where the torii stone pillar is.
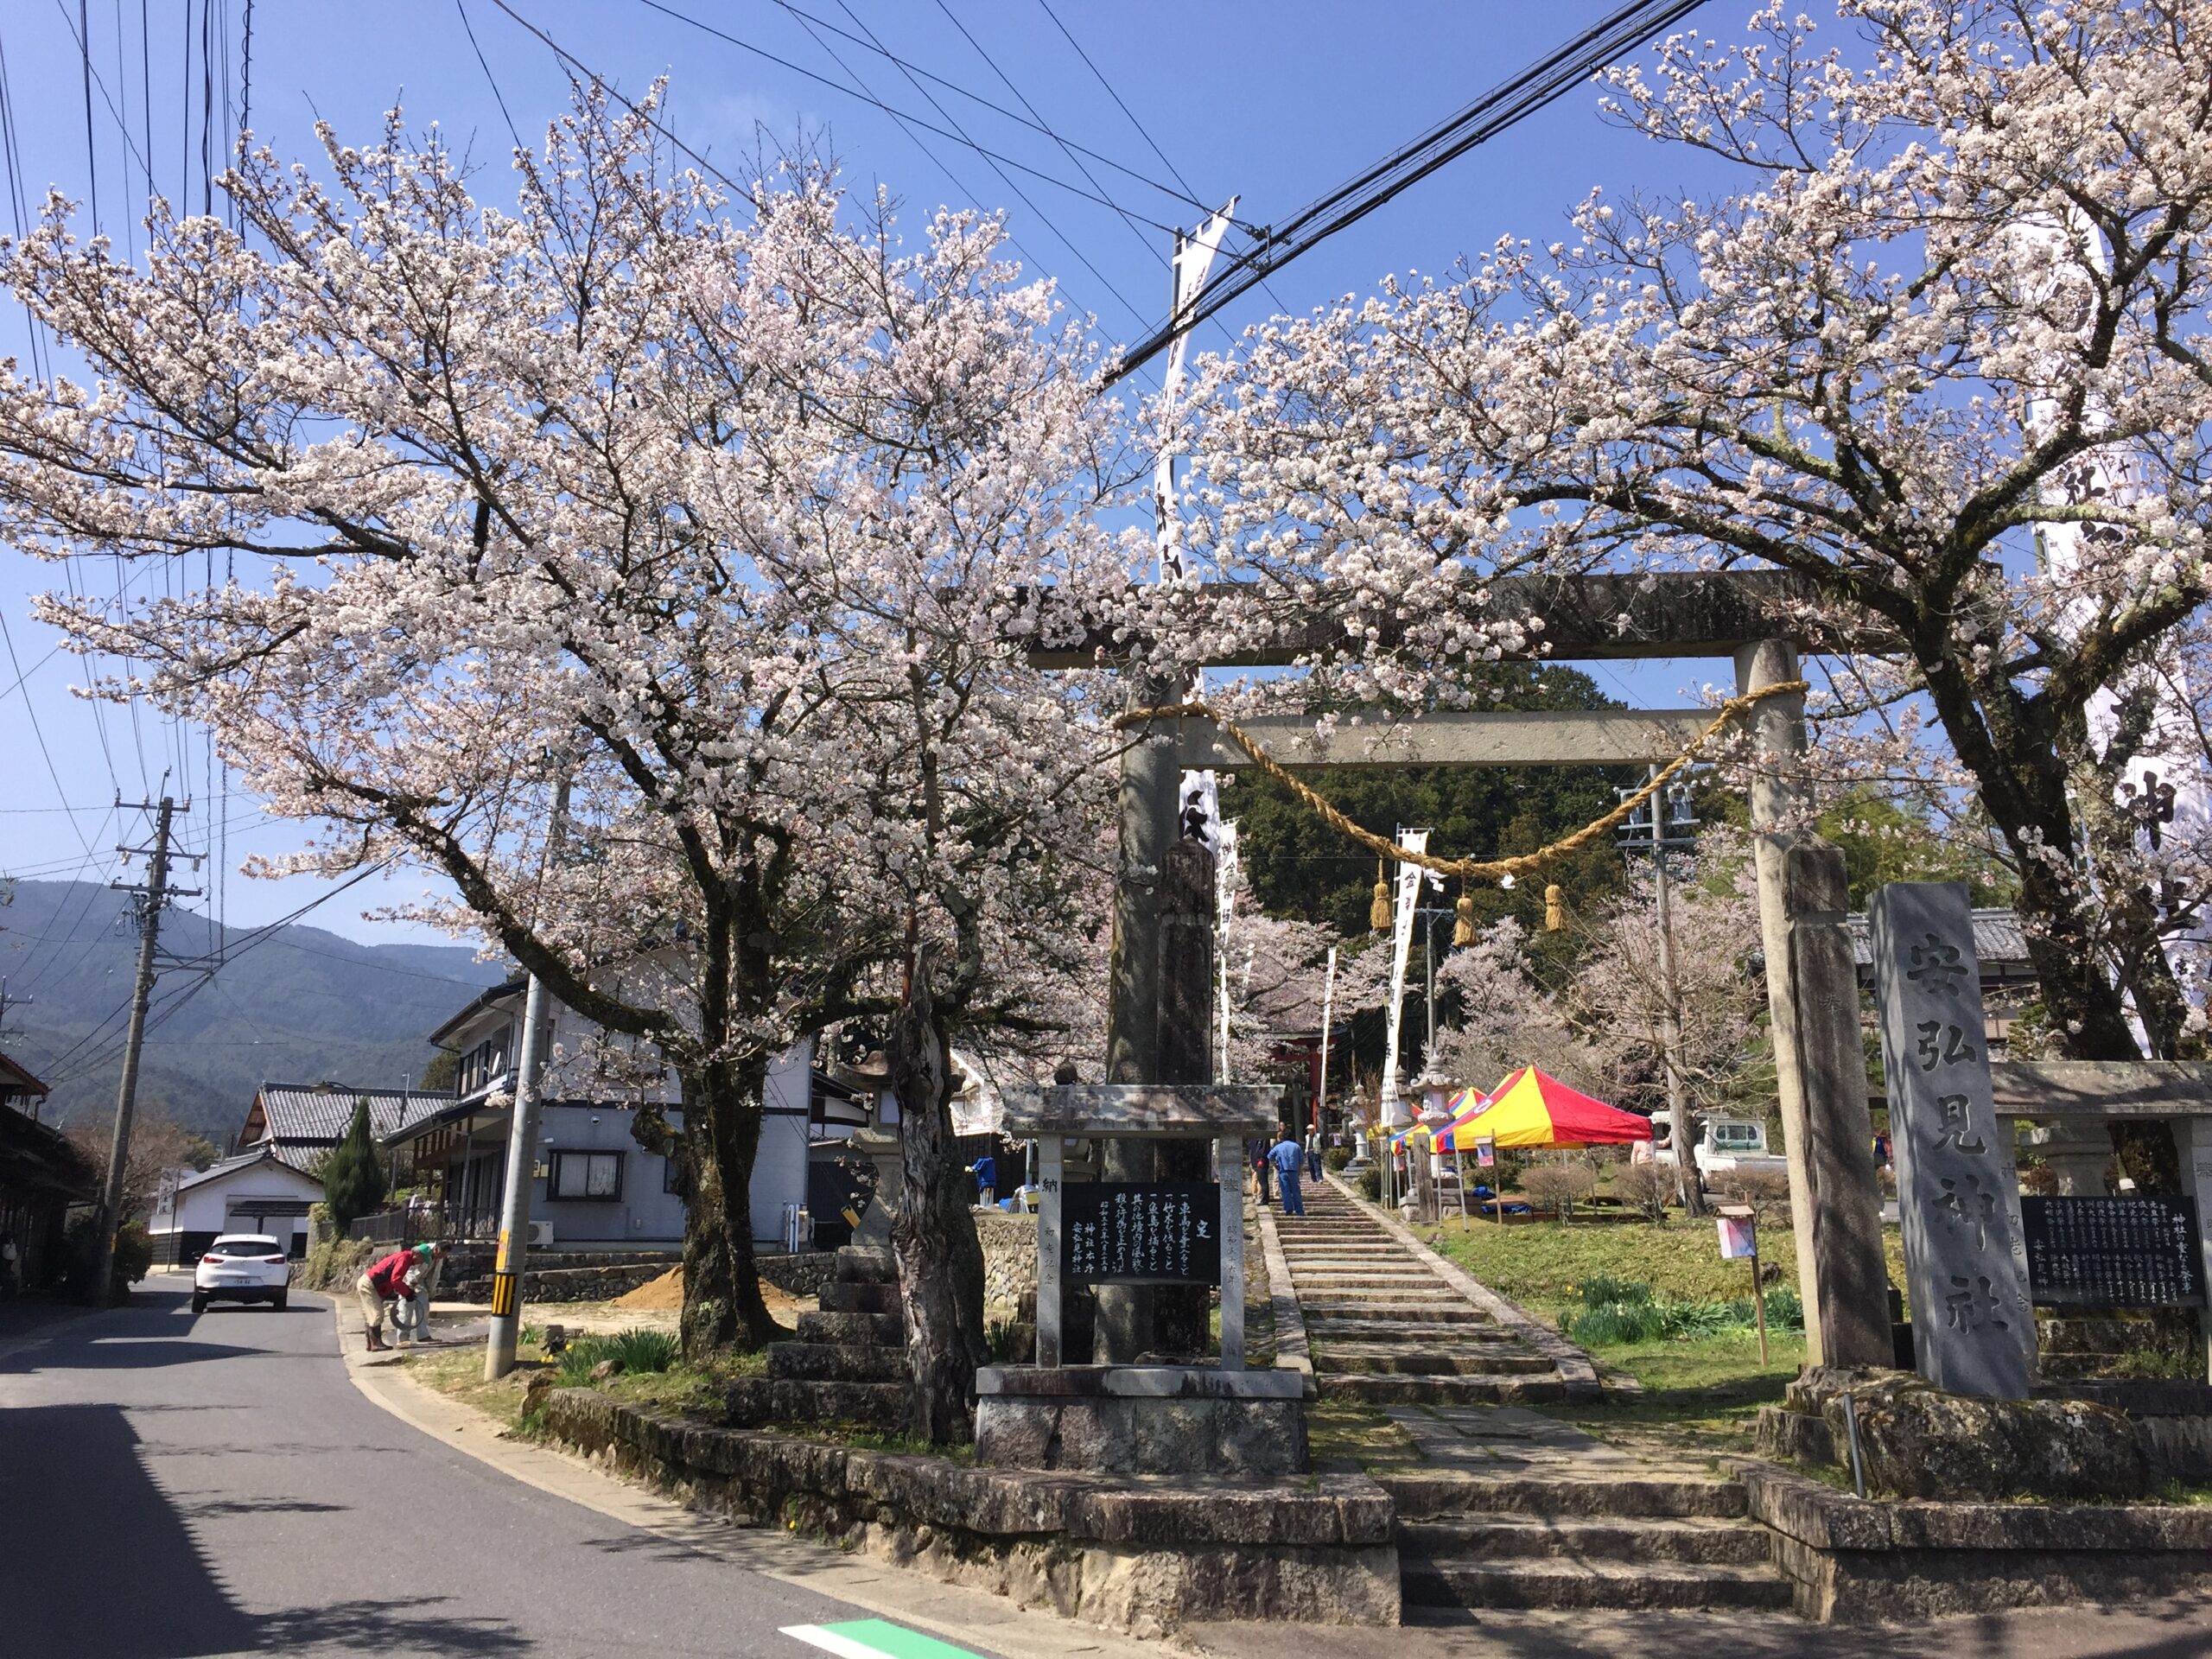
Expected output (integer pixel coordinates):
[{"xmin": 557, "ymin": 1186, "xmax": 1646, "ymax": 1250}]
[
  {"xmin": 1737, "ymin": 639, "xmax": 1896, "ymax": 1368},
  {"xmin": 1098, "ymin": 677, "xmax": 1180, "ymax": 1363}
]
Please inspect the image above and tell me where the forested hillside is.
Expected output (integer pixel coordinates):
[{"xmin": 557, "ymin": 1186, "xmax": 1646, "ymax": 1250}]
[{"xmin": 0, "ymin": 880, "xmax": 505, "ymax": 1142}]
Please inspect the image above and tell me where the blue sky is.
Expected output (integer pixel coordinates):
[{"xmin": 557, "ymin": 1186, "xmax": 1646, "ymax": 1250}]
[{"xmin": 0, "ymin": 0, "xmax": 1756, "ymax": 944}]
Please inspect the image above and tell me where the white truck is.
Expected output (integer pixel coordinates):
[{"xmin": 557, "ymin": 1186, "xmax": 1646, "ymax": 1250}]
[{"xmin": 1647, "ymin": 1113, "xmax": 1789, "ymax": 1186}]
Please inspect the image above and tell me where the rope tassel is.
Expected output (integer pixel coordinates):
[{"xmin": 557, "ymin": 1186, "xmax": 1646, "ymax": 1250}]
[{"xmin": 1370, "ymin": 858, "xmax": 1392, "ymax": 931}]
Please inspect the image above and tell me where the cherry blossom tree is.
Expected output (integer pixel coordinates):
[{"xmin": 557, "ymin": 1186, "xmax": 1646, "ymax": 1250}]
[
  {"xmin": 1188, "ymin": 1, "xmax": 2212, "ymax": 1189},
  {"xmin": 0, "ymin": 86, "xmax": 1138, "ymax": 1402}
]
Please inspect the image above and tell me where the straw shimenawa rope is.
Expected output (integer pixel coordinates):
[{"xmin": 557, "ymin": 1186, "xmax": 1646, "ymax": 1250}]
[{"xmin": 1116, "ymin": 680, "xmax": 1809, "ymax": 882}]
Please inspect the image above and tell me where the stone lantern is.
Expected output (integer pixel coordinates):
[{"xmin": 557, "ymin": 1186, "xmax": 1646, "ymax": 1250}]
[{"xmin": 1411, "ymin": 1067, "xmax": 1454, "ymax": 1223}]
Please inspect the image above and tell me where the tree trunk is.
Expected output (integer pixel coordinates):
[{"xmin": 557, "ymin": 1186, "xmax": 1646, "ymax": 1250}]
[
  {"xmin": 887, "ymin": 960, "xmax": 988, "ymax": 1446},
  {"xmin": 674, "ymin": 1057, "xmax": 787, "ymax": 1357}
]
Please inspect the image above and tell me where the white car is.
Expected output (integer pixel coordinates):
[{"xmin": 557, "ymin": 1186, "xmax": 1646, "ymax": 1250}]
[{"xmin": 192, "ymin": 1234, "xmax": 293, "ymax": 1313}]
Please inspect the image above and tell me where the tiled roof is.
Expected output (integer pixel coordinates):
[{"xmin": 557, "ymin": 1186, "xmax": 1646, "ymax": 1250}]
[
  {"xmin": 1847, "ymin": 907, "xmax": 2032, "ymax": 969},
  {"xmin": 251, "ymin": 1083, "xmax": 454, "ymax": 1148},
  {"xmin": 177, "ymin": 1147, "xmax": 322, "ymax": 1192}
]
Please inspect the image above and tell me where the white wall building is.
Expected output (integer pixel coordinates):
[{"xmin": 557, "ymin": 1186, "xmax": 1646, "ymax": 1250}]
[{"xmin": 148, "ymin": 1147, "xmax": 325, "ymax": 1267}]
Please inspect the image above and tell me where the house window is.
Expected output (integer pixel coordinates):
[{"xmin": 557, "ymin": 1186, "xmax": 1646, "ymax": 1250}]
[{"xmin": 549, "ymin": 1150, "xmax": 623, "ymax": 1201}]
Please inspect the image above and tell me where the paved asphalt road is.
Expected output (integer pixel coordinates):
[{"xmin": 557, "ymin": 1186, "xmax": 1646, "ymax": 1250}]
[{"xmin": 0, "ymin": 1281, "xmax": 868, "ymax": 1658}]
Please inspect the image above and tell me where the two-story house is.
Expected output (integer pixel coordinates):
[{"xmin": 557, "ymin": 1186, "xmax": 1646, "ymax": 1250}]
[{"xmin": 385, "ymin": 980, "xmax": 815, "ymax": 1250}]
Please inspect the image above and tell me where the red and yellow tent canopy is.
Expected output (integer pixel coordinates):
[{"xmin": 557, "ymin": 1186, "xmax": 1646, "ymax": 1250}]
[{"xmin": 1451, "ymin": 1067, "xmax": 1654, "ymax": 1149}]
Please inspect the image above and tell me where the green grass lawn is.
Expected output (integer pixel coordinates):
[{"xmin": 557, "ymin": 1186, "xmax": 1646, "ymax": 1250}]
[{"xmin": 1414, "ymin": 1213, "xmax": 1909, "ymax": 1440}]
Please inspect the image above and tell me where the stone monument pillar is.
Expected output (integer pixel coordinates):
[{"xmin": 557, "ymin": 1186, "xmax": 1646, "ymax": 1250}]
[
  {"xmin": 1736, "ymin": 639, "xmax": 1895, "ymax": 1367},
  {"xmin": 1869, "ymin": 881, "xmax": 2035, "ymax": 1399}
]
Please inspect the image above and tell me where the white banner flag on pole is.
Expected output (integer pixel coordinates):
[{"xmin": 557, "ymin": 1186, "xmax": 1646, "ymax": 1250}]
[
  {"xmin": 1379, "ymin": 829, "xmax": 1430, "ymax": 1127},
  {"xmin": 1154, "ymin": 198, "xmax": 1238, "ymax": 583}
]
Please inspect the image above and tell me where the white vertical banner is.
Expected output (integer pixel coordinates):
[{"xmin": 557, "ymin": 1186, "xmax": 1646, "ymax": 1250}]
[
  {"xmin": 1216, "ymin": 820, "xmax": 1239, "ymax": 1081},
  {"xmin": 1178, "ymin": 770, "xmax": 1222, "ymax": 853},
  {"xmin": 1378, "ymin": 829, "xmax": 1430, "ymax": 1128},
  {"xmin": 1154, "ymin": 198, "xmax": 1239, "ymax": 584},
  {"xmin": 1316, "ymin": 944, "xmax": 1338, "ymax": 1129}
]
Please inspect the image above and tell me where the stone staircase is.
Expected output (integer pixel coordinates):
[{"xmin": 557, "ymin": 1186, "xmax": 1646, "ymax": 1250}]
[
  {"xmin": 724, "ymin": 1245, "xmax": 907, "ymax": 1430},
  {"xmin": 1385, "ymin": 1466, "xmax": 1794, "ymax": 1611},
  {"xmin": 1276, "ymin": 1185, "xmax": 1573, "ymax": 1404}
]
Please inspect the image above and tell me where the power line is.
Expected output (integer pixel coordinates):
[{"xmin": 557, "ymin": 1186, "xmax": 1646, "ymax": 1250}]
[
  {"xmin": 1033, "ymin": 0, "xmax": 1199, "ymax": 206},
  {"xmin": 1104, "ymin": 0, "xmax": 1713, "ymax": 386},
  {"xmin": 806, "ymin": 0, "xmax": 1152, "ymax": 334},
  {"xmin": 454, "ymin": 0, "xmax": 527, "ymax": 158},
  {"xmin": 624, "ymin": 0, "xmax": 1182, "ymax": 232},
  {"xmin": 756, "ymin": 0, "xmax": 1205, "ymax": 217}
]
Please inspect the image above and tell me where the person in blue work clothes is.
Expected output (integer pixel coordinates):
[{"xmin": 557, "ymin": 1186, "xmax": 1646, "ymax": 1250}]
[
  {"xmin": 1268, "ymin": 1125, "xmax": 1308, "ymax": 1216},
  {"xmin": 969, "ymin": 1148, "xmax": 997, "ymax": 1209}
]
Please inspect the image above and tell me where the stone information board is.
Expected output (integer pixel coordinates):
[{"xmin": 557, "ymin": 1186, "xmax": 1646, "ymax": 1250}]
[
  {"xmin": 1869, "ymin": 881, "xmax": 2036, "ymax": 1399},
  {"xmin": 1059, "ymin": 1182, "xmax": 1222, "ymax": 1285},
  {"xmin": 2022, "ymin": 1196, "xmax": 2205, "ymax": 1308}
]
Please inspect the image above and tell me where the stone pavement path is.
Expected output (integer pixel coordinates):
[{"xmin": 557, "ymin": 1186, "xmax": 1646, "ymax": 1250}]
[{"xmin": 1273, "ymin": 1182, "xmax": 1588, "ymax": 1405}]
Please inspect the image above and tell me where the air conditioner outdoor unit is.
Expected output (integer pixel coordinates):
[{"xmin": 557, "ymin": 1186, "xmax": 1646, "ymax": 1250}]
[{"xmin": 528, "ymin": 1221, "xmax": 555, "ymax": 1247}]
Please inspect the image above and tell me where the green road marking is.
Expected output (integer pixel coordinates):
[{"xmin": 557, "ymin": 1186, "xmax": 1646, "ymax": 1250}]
[{"xmin": 782, "ymin": 1619, "xmax": 988, "ymax": 1659}]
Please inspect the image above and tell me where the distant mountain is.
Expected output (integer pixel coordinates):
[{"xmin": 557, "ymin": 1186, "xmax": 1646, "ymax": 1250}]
[{"xmin": 0, "ymin": 880, "xmax": 506, "ymax": 1144}]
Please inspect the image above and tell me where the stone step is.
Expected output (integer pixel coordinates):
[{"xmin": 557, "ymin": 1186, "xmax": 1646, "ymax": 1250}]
[
  {"xmin": 725, "ymin": 1376, "xmax": 906, "ymax": 1430},
  {"xmin": 1319, "ymin": 1372, "xmax": 1567, "ymax": 1406},
  {"xmin": 1402, "ymin": 1557, "xmax": 1793, "ymax": 1612},
  {"xmin": 1380, "ymin": 1471, "xmax": 1750, "ymax": 1521},
  {"xmin": 1313, "ymin": 1348, "xmax": 1555, "ymax": 1376},
  {"xmin": 818, "ymin": 1281, "xmax": 900, "ymax": 1315},
  {"xmin": 765, "ymin": 1341, "xmax": 908, "ymax": 1383},
  {"xmin": 836, "ymin": 1246, "xmax": 899, "ymax": 1285},
  {"xmin": 797, "ymin": 1309, "xmax": 903, "ymax": 1345},
  {"xmin": 1292, "ymin": 1282, "xmax": 1424, "ymax": 1300},
  {"xmin": 1303, "ymin": 1305, "xmax": 1492, "ymax": 1326},
  {"xmin": 1400, "ymin": 1513, "xmax": 1773, "ymax": 1567}
]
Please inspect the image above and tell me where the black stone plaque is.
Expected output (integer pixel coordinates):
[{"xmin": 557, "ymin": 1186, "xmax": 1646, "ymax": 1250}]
[
  {"xmin": 1059, "ymin": 1182, "xmax": 1222, "ymax": 1285},
  {"xmin": 2022, "ymin": 1196, "xmax": 2205, "ymax": 1308}
]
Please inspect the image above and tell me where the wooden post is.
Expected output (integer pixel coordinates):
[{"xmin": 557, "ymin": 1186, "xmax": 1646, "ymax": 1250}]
[
  {"xmin": 2179, "ymin": 1118, "xmax": 2212, "ymax": 1384},
  {"xmin": 1750, "ymin": 1229, "xmax": 1770, "ymax": 1366},
  {"xmin": 1217, "ymin": 1133, "xmax": 1246, "ymax": 1370},
  {"xmin": 1036, "ymin": 1136, "xmax": 1064, "ymax": 1367}
]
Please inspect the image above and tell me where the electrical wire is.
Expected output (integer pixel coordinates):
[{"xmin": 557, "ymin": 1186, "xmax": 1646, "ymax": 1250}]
[
  {"xmin": 798, "ymin": 0, "xmax": 1151, "ymax": 335},
  {"xmin": 454, "ymin": 0, "xmax": 527, "ymax": 159},
  {"xmin": 1104, "ymin": 0, "xmax": 1713, "ymax": 386},
  {"xmin": 622, "ymin": 0, "xmax": 1181, "ymax": 232},
  {"xmin": 757, "ymin": 0, "xmax": 1207, "ymax": 218}
]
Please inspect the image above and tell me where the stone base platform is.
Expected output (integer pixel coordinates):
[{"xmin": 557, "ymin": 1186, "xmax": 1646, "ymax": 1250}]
[
  {"xmin": 975, "ymin": 1363, "xmax": 1309, "ymax": 1477},
  {"xmin": 1745, "ymin": 1462, "xmax": 2212, "ymax": 1622},
  {"xmin": 538, "ymin": 1389, "xmax": 1395, "ymax": 1635}
]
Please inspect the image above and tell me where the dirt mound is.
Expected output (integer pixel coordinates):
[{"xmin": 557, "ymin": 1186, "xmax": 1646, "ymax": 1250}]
[
  {"xmin": 610, "ymin": 1265, "xmax": 804, "ymax": 1316},
  {"xmin": 612, "ymin": 1267, "xmax": 683, "ymax": 1309}
]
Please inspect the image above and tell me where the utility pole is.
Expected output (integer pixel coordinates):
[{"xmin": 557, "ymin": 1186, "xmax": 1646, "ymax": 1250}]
[
  {"xmin": 93, "ymin": 796, "xmax": 200, "ymax": 1304},
  {"xmin": 1619, "ymin": 769, "xmax": 1702, "ymax": 1216},
  {"xmin": 486, "ymin": 777, "xmax": 570, "ymax": 1380},
  {"xmin": 0, "ymin": 979, "xmax": 33, "ymax": 1121}
]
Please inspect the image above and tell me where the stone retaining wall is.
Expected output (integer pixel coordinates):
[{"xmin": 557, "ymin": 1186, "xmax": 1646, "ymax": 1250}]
[
  {"xmin": 537, "ymin": 1389, "xmax": 1397, "ymax": 1635},
  {"xmin": 756, "ymin": 1251, "xmax": 839, "ymax": 1298},
  {"xmin": 1744, "ymin": 1464, "xmax": 2212, "ymax": 1622},
  {"xmin": 452, "ymin": 1262, "xmax": 674, "ymax": 1304},
  {"xmin": 976, "ymin": 1211, "xmax": 1037, "ymax": 1310}
]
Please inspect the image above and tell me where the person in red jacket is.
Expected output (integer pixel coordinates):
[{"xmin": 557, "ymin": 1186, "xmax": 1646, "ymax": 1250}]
[{"xmin": 356, "ymin": 1245, "xmax": 423, "ymax": 1352}]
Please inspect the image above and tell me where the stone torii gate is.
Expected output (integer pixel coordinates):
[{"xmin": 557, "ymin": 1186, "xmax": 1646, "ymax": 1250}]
[{"xmin": 1033, "ymin": 571, "xmax": 1896, "ymax": 1371}]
